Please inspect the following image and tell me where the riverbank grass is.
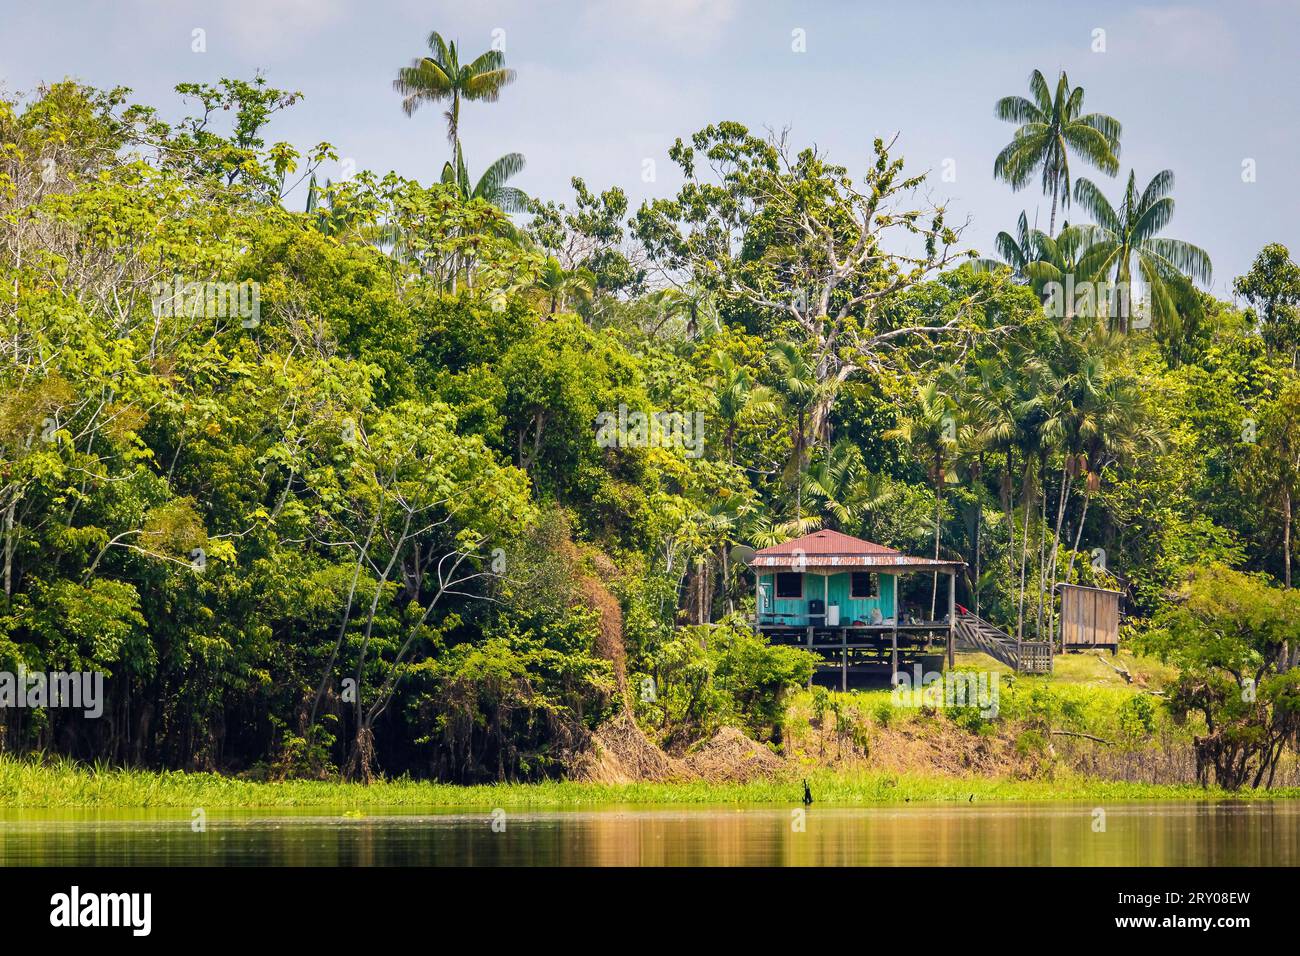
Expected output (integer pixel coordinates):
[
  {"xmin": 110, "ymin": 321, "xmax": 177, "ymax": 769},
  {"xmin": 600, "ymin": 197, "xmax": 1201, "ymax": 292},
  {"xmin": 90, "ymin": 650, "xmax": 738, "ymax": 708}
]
[{"xmin": 2, "ymin": 756, "xmax": 1296, "ymax": 809}]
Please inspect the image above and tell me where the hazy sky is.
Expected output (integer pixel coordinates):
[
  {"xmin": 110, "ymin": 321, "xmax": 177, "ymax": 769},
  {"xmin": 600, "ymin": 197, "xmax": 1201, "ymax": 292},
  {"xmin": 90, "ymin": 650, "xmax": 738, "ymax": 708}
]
[{"xmin": 2, "ymin": 0, "xmax": 1296, "ymax": 290}]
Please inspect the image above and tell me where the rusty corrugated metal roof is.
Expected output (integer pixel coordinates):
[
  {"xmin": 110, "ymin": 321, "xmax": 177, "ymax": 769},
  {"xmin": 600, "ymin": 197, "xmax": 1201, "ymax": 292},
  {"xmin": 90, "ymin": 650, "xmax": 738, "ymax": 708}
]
[
  {"xmin": 748, "ymin": 530, "xmax": 963, "ymax": 569},
  {"xmin": 750, "ymin": 554, "xmax": 963, "ymax": 569},
  {"xmin": 752, "ymin": 529, "xmax": 899, "ymax": 556}
]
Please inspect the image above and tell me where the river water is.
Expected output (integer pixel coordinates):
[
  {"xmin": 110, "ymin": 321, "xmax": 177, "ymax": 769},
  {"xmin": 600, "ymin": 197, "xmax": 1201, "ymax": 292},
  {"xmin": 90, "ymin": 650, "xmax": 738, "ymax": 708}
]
[{"xmin": 2, "ymin": 801, "xmax": 1296, "ymax": 866}]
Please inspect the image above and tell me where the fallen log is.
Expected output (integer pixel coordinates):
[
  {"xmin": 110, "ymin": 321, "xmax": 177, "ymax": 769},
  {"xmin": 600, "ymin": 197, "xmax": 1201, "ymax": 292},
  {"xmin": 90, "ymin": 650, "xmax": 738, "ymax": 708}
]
[
  {"xmin": 1095, "ymin": 652, "xmax": 1132, "ymax": 683},
  {"xmin": 1050, "ymin": 729, "xmax": 1112, "ymax": 746}
]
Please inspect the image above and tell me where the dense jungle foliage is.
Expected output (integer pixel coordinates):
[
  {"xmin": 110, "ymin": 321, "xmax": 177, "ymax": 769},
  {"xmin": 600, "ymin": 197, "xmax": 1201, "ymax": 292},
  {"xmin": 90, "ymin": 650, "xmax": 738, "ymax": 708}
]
[{"xmin": 2, "ymin": 50, "xmax": 1298, "ymax": 786}]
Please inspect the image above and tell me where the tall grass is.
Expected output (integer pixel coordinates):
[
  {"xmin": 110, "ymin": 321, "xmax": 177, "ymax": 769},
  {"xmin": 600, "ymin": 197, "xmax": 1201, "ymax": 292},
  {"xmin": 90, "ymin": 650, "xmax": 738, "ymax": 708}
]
[{"xmin": 2, "ymin": 754, "xmax": 1295, "ymax": 809}]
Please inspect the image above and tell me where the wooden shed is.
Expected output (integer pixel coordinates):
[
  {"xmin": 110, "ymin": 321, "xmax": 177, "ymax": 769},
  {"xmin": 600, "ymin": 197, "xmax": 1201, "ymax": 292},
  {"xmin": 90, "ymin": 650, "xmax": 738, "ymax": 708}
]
[{"xmin": 1057, "ymin": 583, "xmax": 1122, "ymax": 653}]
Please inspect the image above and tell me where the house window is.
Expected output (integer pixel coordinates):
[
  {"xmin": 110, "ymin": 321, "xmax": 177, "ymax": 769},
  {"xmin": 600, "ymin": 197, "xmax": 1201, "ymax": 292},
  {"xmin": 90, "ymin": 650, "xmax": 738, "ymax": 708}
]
[
  {"xmin": 850, "ymin": 572, "xmax": 876, "ymax": 599},
  {"xmin": 775, "ymin": 572, "xmax": 803, "ymax": 599}
]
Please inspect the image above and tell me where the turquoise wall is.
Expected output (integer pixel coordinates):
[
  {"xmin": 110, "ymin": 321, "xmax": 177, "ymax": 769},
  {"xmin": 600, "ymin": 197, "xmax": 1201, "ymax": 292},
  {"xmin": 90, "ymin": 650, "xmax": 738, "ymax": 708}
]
[{"xmin": 757, "ymin": 571, "xmax": 896, "ymax": 626}]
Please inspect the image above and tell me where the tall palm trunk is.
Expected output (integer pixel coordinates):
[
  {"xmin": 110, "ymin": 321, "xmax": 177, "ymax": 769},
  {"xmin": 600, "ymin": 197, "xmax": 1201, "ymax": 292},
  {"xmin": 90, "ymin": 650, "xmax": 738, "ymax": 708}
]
[
  {"xmin": 1285, "ymin": 487, "xmax": 1293, "ymax": 589},
  {"xmin": 930, "ymin": 482, "xmax": 942, "ymax": 620},
  {"xmin": 1036, "ymin": 477, "xmax": 1050, "ymax": 639},
  {"xmin": 1033, "ymin": 452, "xmax": 1056, "ymax": 639},
  {"xmin": 719, "ymin": 543, "xmax": 734, "ymax": 615},
  {"xmin": 1065, "ymin": 492, "xmax": 1091, "ymax": 586},
  {"xmin": 1048, "ymin": 174, "xmax": 1060, "ymax": 236},
  {"xmin": 1002, "ymin": 450, "xmax": 1017, "ymax": 608},
  {"xmin": 794, "ymin": 406, "xmax": 806, "ymax": 521},
  {"xmin": 2, "ymin": 488, "xmax": 16, "ymax": 598},
  {"xmin": 974, "ymin": 455, "xmax": 985, "ymax": 617},
  {"xmin": 1047, "ymin": 461, "xmax": 1073, "ymax": 646},
  {"xmin": 1016, "ymin": 489, "xmax": 1032, "ymax": 641},
  {"xmin": 1283, "ymin": 490, "xmax": 1295, "ymax": 671},
  {"xmin": 1017, "ymin": 453, "xmax": 1044, "ymax": 641},
  {"xmin": 1116, "ymin": 259, "xmax": 1133, "ymax": 333}
]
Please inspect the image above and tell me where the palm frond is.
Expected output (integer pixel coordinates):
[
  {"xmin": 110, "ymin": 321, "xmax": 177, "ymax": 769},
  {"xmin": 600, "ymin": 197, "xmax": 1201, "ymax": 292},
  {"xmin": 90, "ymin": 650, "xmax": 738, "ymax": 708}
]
[
  {"xmin": 1143, "ymin": 236, "xmax": 1212, "ymax": 285},
  {"xmin": 427, "ymin": 31, "xmax": 454, "ymax": 68},
  {"xmin": 994, "ymin": 96, "xmax": 1042, "ymax": 124},
  {"xmin": 1075, "ymin": 112, "xmax": 1122, "ymax": 152},
  {"xmin": 1062, "ymin": 124, "xmax": 1119, "ymax": 175},
  {"xmin": 393, "ymin": 60, "xmax": 454, "ymax": 112},
  {"xmin": 1139, "ymin": 169, "xmax": 1176, "ymax": 210},
  {"xmin": 1028, "ymin": 69, "xmax": 1052, "ymax": 112},
  {"xmin": 476, "ymin": 151, "xmax": 526, "ymax": 193},
  {"xmin": 993, "ymin": 135, "xmax": 1045, "ymax": 188},
  {"xmin": 464, "ymin": 68, "xmax": 517, "ymax": 101},
  {"xmin": 464, "ymin": 50, "xmax": 507, "ymax": 74},
  {"xmin": 492, "ymin": 186, "xmax": 531, "ymax": 214},
  {"xmin": 1131, "ymin": 196, "xmax": 1175, "ymax": 244},
  {"xmin": 1072, "ymin": 177, "xmax": 1120, "ymax": 232}
]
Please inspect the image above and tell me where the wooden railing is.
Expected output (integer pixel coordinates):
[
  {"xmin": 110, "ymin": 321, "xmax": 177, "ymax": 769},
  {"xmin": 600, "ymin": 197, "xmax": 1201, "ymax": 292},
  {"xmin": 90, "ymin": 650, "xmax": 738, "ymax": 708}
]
[{"xmin": 954, "ymin": 613, "xmax": 1052, "ymax": 674}]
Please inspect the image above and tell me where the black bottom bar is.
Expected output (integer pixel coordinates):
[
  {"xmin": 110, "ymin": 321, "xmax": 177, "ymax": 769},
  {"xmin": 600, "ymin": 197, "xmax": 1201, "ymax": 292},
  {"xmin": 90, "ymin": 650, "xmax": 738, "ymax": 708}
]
[{"xmin": 1, "ymin": 866, "xmax": 1276, "ymax": 942}]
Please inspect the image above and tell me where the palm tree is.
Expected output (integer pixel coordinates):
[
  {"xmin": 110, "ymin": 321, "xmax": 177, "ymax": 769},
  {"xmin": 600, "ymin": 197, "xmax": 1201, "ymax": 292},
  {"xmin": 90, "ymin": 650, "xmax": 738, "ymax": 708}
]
[
  {"xmin": 740, "ymin": 501, "xmax": 822, "ymax": 548},
  {"xmin": 768, "ymin": 342, "xmax": 832, "ymax": 521},
  {"xmin": 699, "ymin": 492, "xmax": 758, "ymax": 619},
  {"xmin": 1012, "ymin": 324, "xmax": 1152, "ymax": 642},
  {"xmin": 805, "ymin": 440, "xmax": 899, "ymax": 533},
  {"xmin": 1072, "ymin": 169, "xmax": 1212, "ymax": 334},
  {"xmin": 1046, "ymin": 335, "xmax": 1154, "ymax": 641},
  {"xmin": 305, "ymin": 174, "xmax": 333, "ymax": 233},
  {"xmin": 1032, "ymin": 336, "xmax": 1097, "ymax": 638},
  {"xmin": 994, "ymin": 210, "xmax": 1039, "ymax": 281},
  {"xmin": 441, "ymin": 145, "xmax": 530, "ymax": 212},
  {"xmin": 532, "ymin": 257, "xmax": 595, "ymax": 314},
  {"xmin": 707, "ymin": 353, "xmax": 779, "ymax": 462},
  {"xmin": 1060, "ymin": 364, "xmax": 1148, "ymax": 576},
  {"xmin": 644, "ymin": 284, "xmax": 719, "ymax": 339},
  {"xmin": 1025, "ymin": 223, "xmax": 1104, "ymax": 322},
  {"xmin": 975, "ymin": 213, "xmax": 1101, "ymax": 312},
  {"xmin": 946, "ymin": 362, "xmax": 1003, "ymax": 617},
  {"xmin": 394, "ymin": 31, "xmax": 516, "ymax": 148},
  {"xmin": 983, "ymin": 333, "xmax": 1058, "ymax": 642},
  {"xmin": 884, "ymin": 381, "xmax": 965, "ymax": 618},
  {"xmin": 966, "ymin": 345, "xmax": 1035, "ymax": 629},
  {"xmin": 970, "ymin": 210, "xmax": 1038, "ymax": 281},
  {"xmin": 994, "ymin": 70, "xmax": 1121, "ymax": 234}
]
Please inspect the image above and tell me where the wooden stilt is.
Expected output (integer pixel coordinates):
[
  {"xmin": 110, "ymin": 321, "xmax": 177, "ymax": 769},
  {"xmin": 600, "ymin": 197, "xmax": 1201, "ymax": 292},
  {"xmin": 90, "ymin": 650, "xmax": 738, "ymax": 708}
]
[
  {"xmin": 891, "ymin": 615, "xmax": 898, "ymax": 683},
  {"xmin": 840, "ymin": 628, "xmax": 847, "ymax": 692},
  {"xmin": 947, "ymin": 570, "xmax": 956, "ymax": 670}
]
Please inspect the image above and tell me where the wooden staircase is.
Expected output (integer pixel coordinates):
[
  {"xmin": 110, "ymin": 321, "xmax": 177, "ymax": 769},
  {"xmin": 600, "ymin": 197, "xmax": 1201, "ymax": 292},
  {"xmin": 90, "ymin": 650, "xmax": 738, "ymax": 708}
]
[{"xmin": 953, "ymin": 612, "xmax": 1052, "ymax": 673}]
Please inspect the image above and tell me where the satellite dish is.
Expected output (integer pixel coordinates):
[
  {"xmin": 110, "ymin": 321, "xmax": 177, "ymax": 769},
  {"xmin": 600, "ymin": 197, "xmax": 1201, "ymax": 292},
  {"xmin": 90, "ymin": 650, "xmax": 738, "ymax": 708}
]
[{"xmin": 730, "ymin": 545, "xmax": 756, "ymax": 565}]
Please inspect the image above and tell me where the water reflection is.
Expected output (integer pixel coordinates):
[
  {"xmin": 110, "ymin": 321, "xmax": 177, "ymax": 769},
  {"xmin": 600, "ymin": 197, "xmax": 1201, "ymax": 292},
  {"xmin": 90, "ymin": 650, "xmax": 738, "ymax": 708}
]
[{"xmin": 0, "ymin": 802, "xmax": 1295, "ymax": 866}]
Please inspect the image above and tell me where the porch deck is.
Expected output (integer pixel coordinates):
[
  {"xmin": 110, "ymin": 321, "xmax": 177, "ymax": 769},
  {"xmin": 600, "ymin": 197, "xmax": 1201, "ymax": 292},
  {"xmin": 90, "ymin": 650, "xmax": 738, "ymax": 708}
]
[
  {"xmin": 757, "ymin": 618, "xmax": 956, "ymax": 690},
  {"xmin": 758, "ymin": 620, "xmax": 953, "ymax": 644}
]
